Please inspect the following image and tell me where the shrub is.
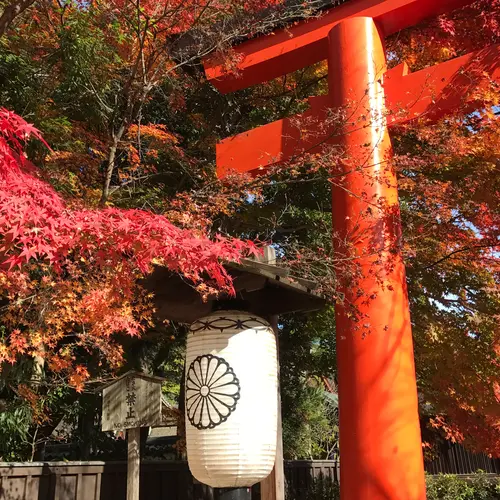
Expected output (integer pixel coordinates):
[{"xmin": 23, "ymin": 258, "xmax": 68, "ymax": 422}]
[
  {"xmin": 426, "ymin": 472, "xmax": 500, "ymax": 500},
  {"xmin": 426, "ymin": 474, "xmax": 476, "ymax": 500},
  {"xmin": 286, "ymin": 476, "xmax": 340, "ymax": 500},
  {"xmin": 285, "ymin": 472, "xmax": 500, "ymax": 500}
]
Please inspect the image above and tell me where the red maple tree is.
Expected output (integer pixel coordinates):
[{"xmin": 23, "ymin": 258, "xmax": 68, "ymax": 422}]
[{"xmin": 0, "ymin": 108, "xmax": 257, "ymax": 389}]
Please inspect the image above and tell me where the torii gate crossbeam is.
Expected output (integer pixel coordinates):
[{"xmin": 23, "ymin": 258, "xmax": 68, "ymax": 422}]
[
  {"xmin": 204, "ymin": 0, "xmax": 474, "ymax": 93},
  {"xmin": 202, "ymin": 1, "xmax": 499, "ymax": 499}
]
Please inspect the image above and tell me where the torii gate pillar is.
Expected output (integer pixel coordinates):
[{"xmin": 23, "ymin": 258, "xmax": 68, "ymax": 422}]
[
  {"xmin": 329, "ymin": 18, "xmax": 425, "ymax": 499},
  {"xmin": 205, "ymin": 1, "xmax": 500, "ymax": 497}
]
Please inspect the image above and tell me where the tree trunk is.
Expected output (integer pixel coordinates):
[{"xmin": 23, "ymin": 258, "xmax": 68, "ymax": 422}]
[
  {"xmin": 0, "ymin": 0, "xmax": 36, "ymax": 36},
  {"xmin": 78, "ymin": 393, "xmax": 98, "ymax": 460},
  {"xmin": 100, "ymin": 124, "xmax": 125, "ymax": 207},
  {"xmin": 32, "ymin": 440, "xmax": 46, "ymax": 461}
]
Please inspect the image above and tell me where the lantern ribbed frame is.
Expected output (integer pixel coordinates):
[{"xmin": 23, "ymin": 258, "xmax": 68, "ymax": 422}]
[{"xmin": 185, "ymin": 310, "xmax": 278, "ymax": 488}]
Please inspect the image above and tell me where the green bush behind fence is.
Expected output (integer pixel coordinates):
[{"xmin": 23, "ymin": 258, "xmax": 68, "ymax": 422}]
[{"xmin": 286, "ymin": 473, "xmax": 500, "ymax": 500}]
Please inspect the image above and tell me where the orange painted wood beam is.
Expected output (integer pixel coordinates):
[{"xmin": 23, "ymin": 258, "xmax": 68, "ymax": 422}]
[
  {"xmin": 204, "ymin": 0, "xmax": 474, "ymax": 94},
  {"xmin": 216, "ymin": 44, "xmax": 500, "ymax": 177},
  {"xmin": 328, "ymin": 17, "xmax": 425, "ymax": 498}
]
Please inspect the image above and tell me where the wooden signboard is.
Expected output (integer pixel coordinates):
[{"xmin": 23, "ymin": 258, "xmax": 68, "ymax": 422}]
[
  {"xmin": 100, "ymin": 371, "xmax": 164, "ymax": 500},
  {"xmin": 101, "ymin": 371, "xmax": 163, "ymax": 432}
]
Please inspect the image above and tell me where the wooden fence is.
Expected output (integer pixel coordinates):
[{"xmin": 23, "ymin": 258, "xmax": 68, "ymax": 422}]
[
  {"xmin": 283, "ymin": 461, "xmax": 339, "ymax": 500},
  {"xmin": 0, "ymin": 445, "xmax": 499, "ymax": 500},
  {"xmin": 424, "ymin": 443, "xmax": 500, "ymax": 475},
  {"xmin": 0, "ymin": 461, "xmax": 330, "ymax": 500},
  {"xmin": 0, "ymin": 461, "xmax": 203, "ymax": 500}
]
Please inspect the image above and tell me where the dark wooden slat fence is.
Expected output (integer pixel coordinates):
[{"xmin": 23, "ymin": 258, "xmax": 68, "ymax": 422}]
[
  {"xmin": 283, "ymin": 461, "xmax": 339, "ymax": 500},
  {"xmin": 0, "ymin": 445, "xmax": 499, "ymax": 500},
  {"xmin": 424, "ymin": 443, "xmax": 500, "ymax": 475},
  {"xmin": 0, "ymin": 461, "xmax": 200, "ymax": 500}
]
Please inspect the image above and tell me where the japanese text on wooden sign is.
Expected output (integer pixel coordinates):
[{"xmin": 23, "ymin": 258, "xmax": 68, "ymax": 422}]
[{"xmin": 102, "ymin": 373, "xmax": 162, "ymax": 432}]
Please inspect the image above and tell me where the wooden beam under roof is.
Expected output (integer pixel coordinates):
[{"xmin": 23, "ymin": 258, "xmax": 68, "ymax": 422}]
[{"xmin": 143, "ymin": 259, "xmax": 326, "ymax": 324}]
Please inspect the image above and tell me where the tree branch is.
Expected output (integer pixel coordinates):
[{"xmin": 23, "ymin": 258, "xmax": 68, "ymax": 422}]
[
  {"xmin": 422, "ymin": 244, "xmax": 499, "ymax": 271},
  {"xmin": 0, "ymin": 0, "xmax": 36, "ymax": 36}
]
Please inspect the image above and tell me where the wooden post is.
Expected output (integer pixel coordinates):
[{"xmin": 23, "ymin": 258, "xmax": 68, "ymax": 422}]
[
  {"xmin": 127, "ymin": 427, "xmax": 141, "ymax": 500},
  {"xmin": 101, "ymin": 372, "xmax": 164, "ymax": 500},
  {"xmin": 261, "ymin": 316, "xmax": 285, "ymax": 500}
]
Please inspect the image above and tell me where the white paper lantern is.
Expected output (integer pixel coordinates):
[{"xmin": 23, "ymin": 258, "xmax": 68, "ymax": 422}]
[{"xmin": 185, "ymin": 310, "xmax": 278, "ymax": 488}]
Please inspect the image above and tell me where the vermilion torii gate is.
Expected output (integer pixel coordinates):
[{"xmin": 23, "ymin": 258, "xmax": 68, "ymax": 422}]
[{"xmin": 202, "ymin": 1, "xmax": 500, "ymax": 499}]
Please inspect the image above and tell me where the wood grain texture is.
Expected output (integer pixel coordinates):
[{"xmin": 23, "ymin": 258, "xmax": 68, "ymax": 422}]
[
  {"xmin": 260, "ymin": 316, "xmax": 285, "ymax": 500},
  {"xmin": 102, "ymin": 373, "xmax": 162, "ymax": 432},
  {"xmin": 127, "ymin": 428, "xmax": 140, "ymax": 500}
]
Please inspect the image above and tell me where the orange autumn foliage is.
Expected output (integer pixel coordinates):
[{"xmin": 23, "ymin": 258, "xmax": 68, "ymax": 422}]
[{"xmin": 0, "ymin": 109, "xmax": 258, "ymax": 390}]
